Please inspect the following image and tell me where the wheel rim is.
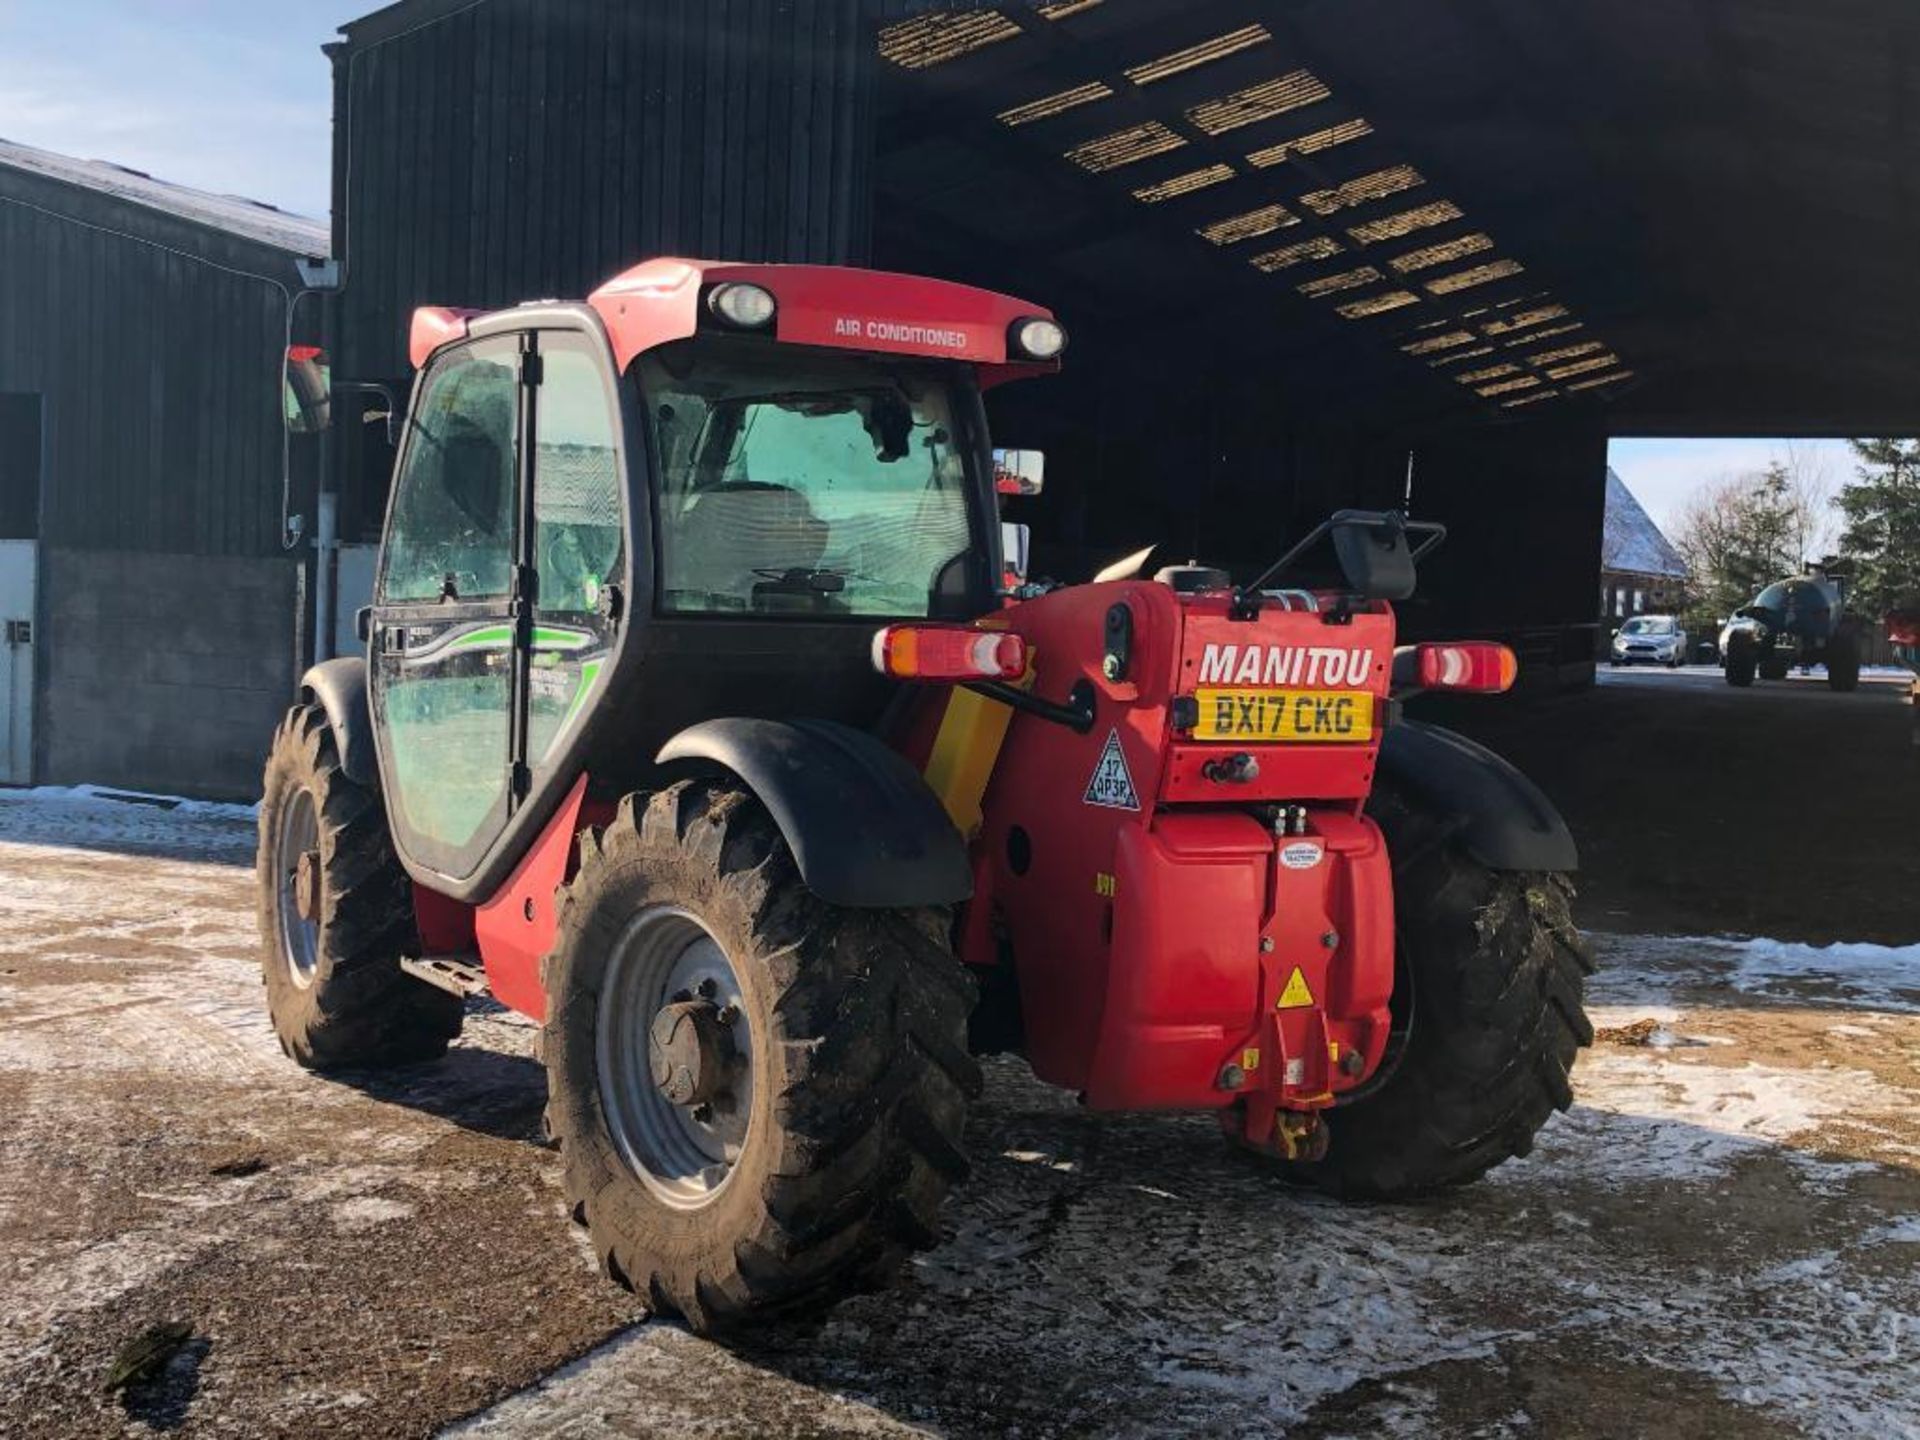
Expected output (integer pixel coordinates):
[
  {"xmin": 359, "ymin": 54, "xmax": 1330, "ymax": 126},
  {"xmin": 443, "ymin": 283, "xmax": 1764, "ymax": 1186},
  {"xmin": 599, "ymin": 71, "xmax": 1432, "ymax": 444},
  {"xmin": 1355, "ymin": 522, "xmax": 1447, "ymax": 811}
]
[
  {"xmin": 597, "ymin": 906, "xmax": 754, "ymax": 1210},
  {"xmin": 275, "ymin": 787, "xmax": 321, "ymax": 990}
]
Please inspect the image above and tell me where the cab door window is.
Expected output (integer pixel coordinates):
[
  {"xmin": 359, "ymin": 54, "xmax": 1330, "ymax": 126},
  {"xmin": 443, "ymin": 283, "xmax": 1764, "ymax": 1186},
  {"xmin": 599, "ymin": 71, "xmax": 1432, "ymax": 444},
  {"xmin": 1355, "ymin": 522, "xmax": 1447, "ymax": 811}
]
[
  {"xmin": 380, "ymin": 347, "xmax": 519, "ymax": 603},
  {"xmin": 528, "ymin": 334, "xmax": 626, "ymax": 768},
  {"xmin": 373, "ymin": 336, "xmax": 522, "ymax": 877}
]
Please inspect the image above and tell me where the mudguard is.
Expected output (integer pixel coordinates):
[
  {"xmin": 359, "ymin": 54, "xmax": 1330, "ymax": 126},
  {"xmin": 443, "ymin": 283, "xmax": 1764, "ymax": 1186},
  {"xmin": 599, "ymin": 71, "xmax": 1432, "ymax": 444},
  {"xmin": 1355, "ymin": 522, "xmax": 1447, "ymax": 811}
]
[
  {"xmin": 298, "ymin": 657, "xmax": 378, "ymax": 790},
  {"xmin": 1376, "ymin": 719, "xmax": 1578, "ymax": 872},
  {"xmin": 657, "ymin": 718, "xmax": 972, "ymax": 909}
]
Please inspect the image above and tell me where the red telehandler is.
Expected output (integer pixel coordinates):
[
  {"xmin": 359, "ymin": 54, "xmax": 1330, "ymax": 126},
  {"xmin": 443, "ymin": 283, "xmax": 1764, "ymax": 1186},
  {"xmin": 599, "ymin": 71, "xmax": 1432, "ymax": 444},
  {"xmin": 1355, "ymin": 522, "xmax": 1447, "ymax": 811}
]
[{"xmin": 260, "ymin": 258, "xmax": 1592, "ymax": 1332}]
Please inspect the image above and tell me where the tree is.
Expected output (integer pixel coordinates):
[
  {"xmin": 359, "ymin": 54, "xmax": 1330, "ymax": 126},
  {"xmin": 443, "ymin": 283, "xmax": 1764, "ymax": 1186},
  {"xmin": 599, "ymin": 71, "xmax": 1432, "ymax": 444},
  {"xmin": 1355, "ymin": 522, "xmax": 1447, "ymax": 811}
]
[
  {"xmin": 1672, "ymin": 463, "xmax": 1811, "ymax": 623},
  {"xmin": 1836, "ymin": 439, "xmax": 1920, "ymax": 618}
]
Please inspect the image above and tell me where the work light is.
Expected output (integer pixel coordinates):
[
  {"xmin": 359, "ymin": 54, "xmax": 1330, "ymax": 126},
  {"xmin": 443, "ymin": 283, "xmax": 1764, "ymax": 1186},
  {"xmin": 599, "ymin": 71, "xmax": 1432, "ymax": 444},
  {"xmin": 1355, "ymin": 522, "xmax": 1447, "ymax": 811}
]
[
  {"xmin": 708, "ymin": 282, "xmax": 777, "ymax": 329},
  {"xmin": 1010, "ymin": 317, "xmax": 1067, "ymax": 361}
]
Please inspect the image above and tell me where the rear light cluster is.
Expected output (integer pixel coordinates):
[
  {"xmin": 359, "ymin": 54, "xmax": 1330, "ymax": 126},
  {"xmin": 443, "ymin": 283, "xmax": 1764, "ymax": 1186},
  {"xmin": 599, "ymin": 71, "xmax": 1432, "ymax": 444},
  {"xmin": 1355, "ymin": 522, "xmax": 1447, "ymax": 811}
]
[
  {"xmin": 1414, "ymin": 642, "xmax": 1518, "ymax": 693},
  {"xmin": 872, "ymin": 625, "xmax": 1027, "ymax": 681}
]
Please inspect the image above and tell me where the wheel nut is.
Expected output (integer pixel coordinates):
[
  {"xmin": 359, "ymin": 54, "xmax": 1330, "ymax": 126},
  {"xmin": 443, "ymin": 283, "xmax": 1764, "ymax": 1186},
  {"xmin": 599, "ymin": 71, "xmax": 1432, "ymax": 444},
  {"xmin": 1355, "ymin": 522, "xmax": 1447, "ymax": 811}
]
[
  {"xmin": 691, "ymin": 1103, "xmax": 714, "ymax": 1125},
  {"xmin": 697, "ymin": 978, "xmax": 718, "ymax": 999},
  {"xmin": 715, "ymin": 1004, "xmax": 740, "ymax": 1027}
]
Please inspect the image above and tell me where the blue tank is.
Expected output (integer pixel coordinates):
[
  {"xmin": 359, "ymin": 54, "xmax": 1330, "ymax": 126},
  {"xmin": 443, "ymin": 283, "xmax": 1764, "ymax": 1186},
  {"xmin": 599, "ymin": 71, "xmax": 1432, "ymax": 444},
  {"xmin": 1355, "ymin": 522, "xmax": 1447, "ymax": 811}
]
[
  {"xmin": 1740, "ymin": 576, "xmax": 1841, "ymax": 645},
  {"xmin": 1724, "ymin": 570, "xmax": 1860, "ymax": 692}
]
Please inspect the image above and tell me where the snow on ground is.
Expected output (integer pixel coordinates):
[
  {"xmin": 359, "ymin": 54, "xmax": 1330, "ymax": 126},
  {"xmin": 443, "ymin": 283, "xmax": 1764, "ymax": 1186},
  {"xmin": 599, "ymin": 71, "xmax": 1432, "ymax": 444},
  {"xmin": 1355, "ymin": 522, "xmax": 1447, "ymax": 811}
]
[
  {"xmin": 1593, "ymin": 930, "xmax": 1920, "ymax": 1013},
  {"xmin": 1, "ymin": 793, "xmax": 1915, "ymax": 1438}
]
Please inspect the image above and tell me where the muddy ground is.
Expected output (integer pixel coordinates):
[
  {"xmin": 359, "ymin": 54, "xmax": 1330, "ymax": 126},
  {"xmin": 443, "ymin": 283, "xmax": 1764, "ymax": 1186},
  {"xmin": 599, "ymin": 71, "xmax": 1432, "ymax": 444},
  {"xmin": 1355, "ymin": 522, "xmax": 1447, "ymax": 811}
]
[{"xmin": 0, "ymin": 671, "xmax": 1916, "ymax": 1438}]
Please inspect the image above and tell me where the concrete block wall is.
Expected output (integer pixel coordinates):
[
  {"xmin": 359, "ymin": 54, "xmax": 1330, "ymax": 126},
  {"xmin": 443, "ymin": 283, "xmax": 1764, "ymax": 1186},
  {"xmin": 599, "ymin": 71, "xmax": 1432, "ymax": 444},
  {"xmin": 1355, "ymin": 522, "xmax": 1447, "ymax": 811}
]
[{"xmin": 40, "ymin": 547, "xmax": 301, "ymax": 801}]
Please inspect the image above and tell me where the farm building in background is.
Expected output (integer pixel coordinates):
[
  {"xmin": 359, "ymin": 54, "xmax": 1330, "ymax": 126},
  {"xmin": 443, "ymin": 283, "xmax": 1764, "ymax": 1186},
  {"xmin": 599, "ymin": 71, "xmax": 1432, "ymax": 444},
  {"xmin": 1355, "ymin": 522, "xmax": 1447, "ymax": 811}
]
[
  {"xmin": 0, "ymin": 140, "xmax": 326, "ymax": 798},
  {"xmin": 1600, "ymin": 468, "xmax": 1688, "ymax": 621}
]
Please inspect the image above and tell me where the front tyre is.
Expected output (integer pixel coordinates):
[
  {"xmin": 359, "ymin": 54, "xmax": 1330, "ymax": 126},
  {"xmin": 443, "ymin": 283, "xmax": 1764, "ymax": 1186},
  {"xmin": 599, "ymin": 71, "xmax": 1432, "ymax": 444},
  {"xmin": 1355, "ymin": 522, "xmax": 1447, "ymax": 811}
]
[
  {"xmin": 256, "ymin": 704, "xmax": 464, "ymax": 1069},
  {"xmin": 1280, "ymin": 780, "xmax": 1594, "ymax": 1198},
  {"xmin": 543, "ymin": 781, "xmax": 980, "ymax": 1333},
  {"xmin": 1726, "ymin": 631, "xmax": 1758, "ymax": 687},
  {"xmin": 1826, "ymin": 629, "xmax": 1862, "ymax": 692}
]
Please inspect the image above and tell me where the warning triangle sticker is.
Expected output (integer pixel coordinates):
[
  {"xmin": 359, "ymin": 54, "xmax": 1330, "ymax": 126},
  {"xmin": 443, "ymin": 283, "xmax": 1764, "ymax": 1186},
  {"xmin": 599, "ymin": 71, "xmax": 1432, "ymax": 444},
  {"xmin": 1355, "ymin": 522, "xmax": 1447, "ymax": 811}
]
[
  {"xmin": 1277, "ymin": 967, "xmax": 1316, "ymax": 1010},
  {"xmin": 1083, "ymin": 728, "xmax": 1140, "ymax": 811}
]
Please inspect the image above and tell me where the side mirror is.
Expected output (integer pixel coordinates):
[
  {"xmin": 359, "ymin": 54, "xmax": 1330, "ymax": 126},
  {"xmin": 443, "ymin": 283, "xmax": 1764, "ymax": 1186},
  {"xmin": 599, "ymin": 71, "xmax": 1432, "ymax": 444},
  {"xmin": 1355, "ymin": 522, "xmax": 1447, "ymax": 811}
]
[
  {"xmin": 992, "ymin": 448, "xmax": 1045, "ymax": 497},
  {"xmin": 1001, "ymin": 522, "xmax": 1032, "ymax": 583},
  {"xmin": 284, "ymin": 345, "xmax": 331, "ymax": 434}
]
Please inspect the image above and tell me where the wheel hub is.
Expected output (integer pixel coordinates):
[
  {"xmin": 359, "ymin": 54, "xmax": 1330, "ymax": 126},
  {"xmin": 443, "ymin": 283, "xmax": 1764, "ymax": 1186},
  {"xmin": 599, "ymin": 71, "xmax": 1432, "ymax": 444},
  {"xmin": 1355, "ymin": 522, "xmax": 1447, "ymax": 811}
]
[
  {"xmin": 293, "ymin": 849, "xmax": 323, "ymax": 923},
  {"xmin": 648, "ymin": 999, "xmax": 735, "ymax": 1107},
  {"xmin": 597, "ymin": 907, "xmax": 754, "ymax": 1210}
]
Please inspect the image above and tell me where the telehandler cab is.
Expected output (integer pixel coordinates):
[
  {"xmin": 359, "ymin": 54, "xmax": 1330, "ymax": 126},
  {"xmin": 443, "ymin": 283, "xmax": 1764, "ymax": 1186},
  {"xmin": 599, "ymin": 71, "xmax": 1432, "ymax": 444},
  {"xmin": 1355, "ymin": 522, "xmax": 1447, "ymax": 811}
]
[{"xmin": 260, "ymin": 258, "xmax": 1592, "ymax": 1332}]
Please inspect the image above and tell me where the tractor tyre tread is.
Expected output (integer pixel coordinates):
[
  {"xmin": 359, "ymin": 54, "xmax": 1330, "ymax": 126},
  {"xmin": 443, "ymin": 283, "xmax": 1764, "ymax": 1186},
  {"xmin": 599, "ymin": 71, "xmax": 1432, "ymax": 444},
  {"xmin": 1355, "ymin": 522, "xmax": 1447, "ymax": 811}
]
[
  {"xmin": 542, "ymin": 779, "xmax": 979, "ymax": 1333},
  {"xmin": 1827, "ymin": 629, "xmax": 1862, "ymax": 692},
  {"xmin": 1726, "ymin": 632, "xmax": 1758, "ymax": 687},
  {"xmin": 1272, "ymin": 781, "xmax": 1592, "ymax": 1199},
  {"xmin": 256, "ymin": 703, "xmax": 463, "ymax": 1070}
]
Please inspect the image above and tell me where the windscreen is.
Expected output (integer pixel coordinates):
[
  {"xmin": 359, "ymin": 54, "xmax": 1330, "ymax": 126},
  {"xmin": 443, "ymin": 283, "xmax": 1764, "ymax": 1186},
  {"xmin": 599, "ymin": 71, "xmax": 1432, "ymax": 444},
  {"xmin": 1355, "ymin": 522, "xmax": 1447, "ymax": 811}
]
[{"xmin": 638, "ymin": 340, "xmax": 981, "ymax": 618}]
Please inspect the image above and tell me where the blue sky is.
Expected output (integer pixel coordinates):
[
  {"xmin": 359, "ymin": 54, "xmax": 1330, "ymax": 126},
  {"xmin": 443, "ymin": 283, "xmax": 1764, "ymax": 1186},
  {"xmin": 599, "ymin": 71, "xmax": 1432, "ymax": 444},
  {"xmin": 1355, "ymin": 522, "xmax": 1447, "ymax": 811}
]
[
  {"xmin": 1607, "ymin": 437, "xmax": 1859, "ymax": 541},
  {"xmin": 0, "ymin": 0, "xmax": 357, "ymax": 217}
]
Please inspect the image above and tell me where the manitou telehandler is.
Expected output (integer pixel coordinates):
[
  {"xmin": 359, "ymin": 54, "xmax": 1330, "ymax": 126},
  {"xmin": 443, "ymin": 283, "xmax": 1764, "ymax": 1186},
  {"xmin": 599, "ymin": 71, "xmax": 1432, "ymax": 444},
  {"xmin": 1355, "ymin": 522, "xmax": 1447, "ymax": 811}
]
[{"xmin": 260, "ymin": 258, "xmax": 1592, "ymax": 1332}]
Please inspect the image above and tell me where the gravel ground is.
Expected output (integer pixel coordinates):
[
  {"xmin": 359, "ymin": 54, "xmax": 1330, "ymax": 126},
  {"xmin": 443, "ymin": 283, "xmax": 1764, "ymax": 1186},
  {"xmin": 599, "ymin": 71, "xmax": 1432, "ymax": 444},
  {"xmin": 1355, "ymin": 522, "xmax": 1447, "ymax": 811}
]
[{"xmin": 0, "ymin": 783, "xmax": 1915, "ymax": 1438}]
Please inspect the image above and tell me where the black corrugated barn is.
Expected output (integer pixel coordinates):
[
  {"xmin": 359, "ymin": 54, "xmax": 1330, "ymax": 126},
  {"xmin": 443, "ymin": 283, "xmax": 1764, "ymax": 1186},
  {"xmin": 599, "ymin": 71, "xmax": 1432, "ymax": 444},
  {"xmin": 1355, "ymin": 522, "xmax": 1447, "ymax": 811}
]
[
  {"xmin": 9, "ymin": 0, "xmax": 1919, "ymax": 799},
  {"xmin": 320, "ymin": 0, "xmax": 1920, "ymax": 693},
  {"xmin": 0, "ymin": 141, "xmax": 326, "ymax": 797}
]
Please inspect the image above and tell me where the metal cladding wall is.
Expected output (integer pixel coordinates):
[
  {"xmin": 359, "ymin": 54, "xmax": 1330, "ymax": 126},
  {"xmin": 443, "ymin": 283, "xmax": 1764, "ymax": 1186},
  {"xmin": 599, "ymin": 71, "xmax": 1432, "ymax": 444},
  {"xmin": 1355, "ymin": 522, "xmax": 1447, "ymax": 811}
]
[
  {"xmin": 0, "ymin": 165, "xmax": 305, "ymax": 557},
  {"xmin": 329, "ymin": 0, "xmax": 876, "ymax": 395},
  {"xmin": 0, "ymin": 162, "xmax": 317, "ymax": 792}
]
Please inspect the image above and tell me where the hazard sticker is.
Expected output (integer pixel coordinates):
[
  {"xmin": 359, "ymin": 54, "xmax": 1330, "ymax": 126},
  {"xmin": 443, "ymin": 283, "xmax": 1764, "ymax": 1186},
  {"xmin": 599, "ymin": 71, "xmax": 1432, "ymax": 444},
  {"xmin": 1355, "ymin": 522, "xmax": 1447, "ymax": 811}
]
[
  {"xmin": 1277, "ymin": 967, "xmax": 1316, "ymax": 1009},
  {"xmin": 1083, "ymin": 729, "xmax": 1140, "ymax": 810}
]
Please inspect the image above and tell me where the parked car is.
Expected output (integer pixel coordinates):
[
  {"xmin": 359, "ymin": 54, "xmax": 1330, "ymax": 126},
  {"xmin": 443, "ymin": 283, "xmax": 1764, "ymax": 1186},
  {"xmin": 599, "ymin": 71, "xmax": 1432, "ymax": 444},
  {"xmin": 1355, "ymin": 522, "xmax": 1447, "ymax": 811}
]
[{"xmin": 1611, "ymin": 614, "xmax": 1688, "ymax": 667}]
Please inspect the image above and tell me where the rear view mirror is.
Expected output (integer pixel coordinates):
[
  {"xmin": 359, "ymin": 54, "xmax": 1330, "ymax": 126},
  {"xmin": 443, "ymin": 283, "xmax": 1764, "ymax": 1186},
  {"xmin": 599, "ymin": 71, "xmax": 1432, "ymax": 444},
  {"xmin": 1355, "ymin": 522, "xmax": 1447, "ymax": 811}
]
[
  {"xmin": 993, "ymin": 448, "xmax": 1045, "ymax": 496},
  {"xmin": 1001, "ymin": 522, "xmax": 1032, "ymax": 583},
  {"xmin": 284, "ymin": 345, "xmax": 331, "ymax": 434}
]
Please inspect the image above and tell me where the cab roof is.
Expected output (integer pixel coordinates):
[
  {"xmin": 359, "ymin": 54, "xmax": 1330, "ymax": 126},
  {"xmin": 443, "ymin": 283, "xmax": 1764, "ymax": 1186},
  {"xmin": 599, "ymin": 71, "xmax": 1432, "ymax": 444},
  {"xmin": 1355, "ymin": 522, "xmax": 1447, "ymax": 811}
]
[{"xmin": 409, "ymin": 258, "xmax": 1059, "ymax": 381}]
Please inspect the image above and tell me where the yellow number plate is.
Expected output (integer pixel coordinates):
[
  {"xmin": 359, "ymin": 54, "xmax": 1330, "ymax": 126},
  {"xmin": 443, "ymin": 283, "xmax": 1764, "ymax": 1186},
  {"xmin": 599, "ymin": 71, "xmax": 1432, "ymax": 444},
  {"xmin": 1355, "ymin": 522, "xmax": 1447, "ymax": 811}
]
[{"xmin": 1192, "ymin": 689, "xmax": 1375, "ymax": 743}]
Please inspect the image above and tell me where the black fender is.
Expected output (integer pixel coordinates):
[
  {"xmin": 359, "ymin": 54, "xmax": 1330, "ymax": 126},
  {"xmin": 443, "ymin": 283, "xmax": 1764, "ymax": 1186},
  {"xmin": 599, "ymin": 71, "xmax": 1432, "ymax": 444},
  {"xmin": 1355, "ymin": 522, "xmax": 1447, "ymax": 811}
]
[
  {"xmin": 1376, "ymin": 719, "xmax": 1578, "ymax": 873},
  {"xmin": 656, "ymin": 718, "xmax": 972, "ymax": 909},
  {"xmin": 297, "ymin": 656, "xmax": 379, "ymax": 790}
]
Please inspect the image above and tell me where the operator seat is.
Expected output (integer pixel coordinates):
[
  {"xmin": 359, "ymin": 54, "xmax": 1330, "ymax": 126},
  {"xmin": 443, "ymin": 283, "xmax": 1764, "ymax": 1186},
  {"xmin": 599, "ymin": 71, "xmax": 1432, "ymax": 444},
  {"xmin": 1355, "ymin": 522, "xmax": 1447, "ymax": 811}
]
[{"xmin": 668, "ymin": 481, "xmax": 829, "ymax": 608}]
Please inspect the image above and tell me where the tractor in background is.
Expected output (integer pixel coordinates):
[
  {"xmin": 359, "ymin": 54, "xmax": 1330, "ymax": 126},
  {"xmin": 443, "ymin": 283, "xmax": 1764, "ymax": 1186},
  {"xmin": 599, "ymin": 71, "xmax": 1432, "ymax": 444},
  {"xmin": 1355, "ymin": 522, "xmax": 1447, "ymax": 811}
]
[
  {"xmin": 258, "ymin": 258, "xmax": 1591, "ymax": 1333},
  {"xmin": 1722, "ymin": 567, "xmax": 1863, "ymax": 690}
]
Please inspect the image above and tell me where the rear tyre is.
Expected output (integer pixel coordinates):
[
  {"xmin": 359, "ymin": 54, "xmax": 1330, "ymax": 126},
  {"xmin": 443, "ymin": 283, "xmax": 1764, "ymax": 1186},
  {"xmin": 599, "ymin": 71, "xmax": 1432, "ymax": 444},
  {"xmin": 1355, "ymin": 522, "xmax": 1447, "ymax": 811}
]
[
  {"xmin": 1826, "ymin": 629, "xmax": 1861, "ymax": 692},
  {"xmin": 542, "ymin": 780, "xmax": 980, "ymax": 1333},
  {"xmin": 1725, "ymin": 631, "xmax": 1758, "ymax": 687},
  {"xmin": 1272, "ymin": 780, "xmax": 1594, "ymax": 1198},
  {"xmin": 256, "ymin": 704, "xmax": 464, "ymax": 1069}
]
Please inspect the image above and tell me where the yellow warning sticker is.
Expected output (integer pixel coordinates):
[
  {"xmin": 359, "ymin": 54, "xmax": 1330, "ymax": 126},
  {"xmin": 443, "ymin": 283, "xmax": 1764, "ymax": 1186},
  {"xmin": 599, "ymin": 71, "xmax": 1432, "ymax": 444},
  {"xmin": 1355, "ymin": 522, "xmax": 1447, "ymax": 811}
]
[
  {"xmin": 1241, "ymin": 1047, "xmax": 1261, "ymax": 1072},
  {"xmin": 1093, "ymin": 872, "xmax": 1117, "ymax": 897},
  {"xmin": 1277, "ymin": 967, "xmax": 1316, "ymax": 1010}
]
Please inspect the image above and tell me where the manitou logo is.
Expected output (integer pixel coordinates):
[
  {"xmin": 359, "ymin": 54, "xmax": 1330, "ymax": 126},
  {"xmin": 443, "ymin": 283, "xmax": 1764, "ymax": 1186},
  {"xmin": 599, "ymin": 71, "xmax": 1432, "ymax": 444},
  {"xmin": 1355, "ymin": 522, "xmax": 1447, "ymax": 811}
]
[{"xmin": 1197, "ymin": 644, "xmax": 1377, "ymax": 689}]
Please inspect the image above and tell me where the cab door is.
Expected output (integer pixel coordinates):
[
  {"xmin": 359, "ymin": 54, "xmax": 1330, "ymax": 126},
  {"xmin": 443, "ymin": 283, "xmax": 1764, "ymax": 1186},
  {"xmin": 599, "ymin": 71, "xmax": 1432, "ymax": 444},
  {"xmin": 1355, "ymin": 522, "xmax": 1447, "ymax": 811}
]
[
  {"xmin": 370, "ymin": 334, "xmax": 528, "ymax": 882},
  {"xmin": 524, "ymin": 331, "xmax": 626, "ymax": 786}
]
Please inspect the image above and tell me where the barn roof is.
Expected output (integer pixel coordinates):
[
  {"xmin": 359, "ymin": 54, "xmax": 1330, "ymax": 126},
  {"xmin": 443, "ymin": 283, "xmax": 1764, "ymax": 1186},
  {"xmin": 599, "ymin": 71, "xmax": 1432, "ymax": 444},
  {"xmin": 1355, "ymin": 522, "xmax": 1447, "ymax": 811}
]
[
  {"xmin": 871, "ymin": 0, "xmax": 1920, "ymax": 436},
  {"xmin": 0, "ymin": 137, "xmax": 327, "ymax": 255},
  {"xmin": 1602, "ymin": 469, "xmax": 1688, "ymax": 580}
]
